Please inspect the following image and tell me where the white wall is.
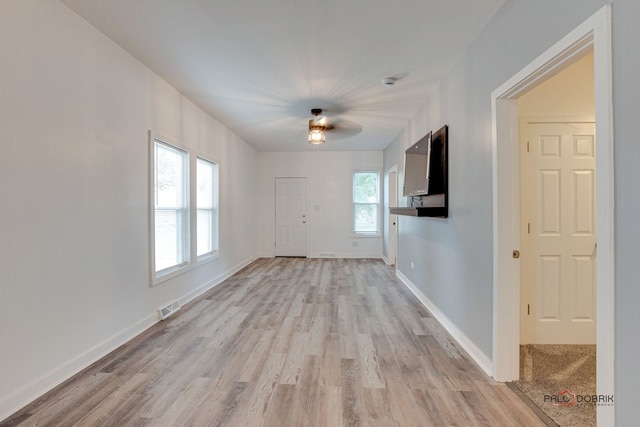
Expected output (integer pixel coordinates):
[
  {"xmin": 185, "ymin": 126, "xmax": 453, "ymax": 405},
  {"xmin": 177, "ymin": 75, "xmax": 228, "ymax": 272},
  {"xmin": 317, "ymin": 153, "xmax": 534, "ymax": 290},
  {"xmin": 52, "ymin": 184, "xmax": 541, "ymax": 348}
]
[
  {"xmin": 384, "ymin": 0, "xmax": 640, "ymax": 424},
  {"xmin": 258, "ymin": 151, "xmax": 383, "ymax": 258},
  {"xmin": 0, "ymin": 0, "xmax": 258, "ymax": 419}
]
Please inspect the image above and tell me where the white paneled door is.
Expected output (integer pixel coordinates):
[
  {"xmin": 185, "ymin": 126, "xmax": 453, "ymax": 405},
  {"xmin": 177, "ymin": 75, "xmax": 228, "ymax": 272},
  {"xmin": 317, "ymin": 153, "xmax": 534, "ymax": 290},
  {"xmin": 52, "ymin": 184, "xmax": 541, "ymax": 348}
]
[
  {"xmin": 520, "ymin": 122, "xmax": 596, "ymax": 344},
  {"xmin": 275, "ymin": 177, "xmax": 307, "ymax": 257}
]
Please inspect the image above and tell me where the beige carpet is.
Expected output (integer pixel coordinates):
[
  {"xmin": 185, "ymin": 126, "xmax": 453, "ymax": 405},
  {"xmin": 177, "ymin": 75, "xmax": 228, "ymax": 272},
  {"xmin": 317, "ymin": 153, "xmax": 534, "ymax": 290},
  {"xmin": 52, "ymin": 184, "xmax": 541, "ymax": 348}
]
[{"xmin": 512, "ymin": 345, "xmax": 596, "ymax": 427}]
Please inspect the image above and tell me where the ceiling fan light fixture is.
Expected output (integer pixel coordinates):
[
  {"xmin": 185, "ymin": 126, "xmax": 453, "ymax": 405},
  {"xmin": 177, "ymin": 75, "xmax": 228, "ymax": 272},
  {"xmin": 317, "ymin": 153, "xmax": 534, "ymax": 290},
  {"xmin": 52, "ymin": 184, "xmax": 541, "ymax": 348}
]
[
  {"xmin": 308, "ymin": 108, "xmax": 326, "ymax": 144},
  {"xmin": 308, "ymin": 127, "xmax": 325, "ymax": 145}
]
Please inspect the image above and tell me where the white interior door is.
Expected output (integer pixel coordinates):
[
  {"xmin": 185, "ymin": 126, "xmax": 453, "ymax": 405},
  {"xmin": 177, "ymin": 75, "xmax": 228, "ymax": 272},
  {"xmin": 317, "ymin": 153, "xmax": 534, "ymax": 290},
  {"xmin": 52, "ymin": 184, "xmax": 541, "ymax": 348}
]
[
  {"xmin": 520, "ymin": 122, "xmax": 596, "ymax": 344},
  {"xmin": 275, "ymin": 177, "xmax": 307, "ymax": 257},
  {"xmin": 388, "ymin": 169, "xmax": 398, "ymax": 266}
]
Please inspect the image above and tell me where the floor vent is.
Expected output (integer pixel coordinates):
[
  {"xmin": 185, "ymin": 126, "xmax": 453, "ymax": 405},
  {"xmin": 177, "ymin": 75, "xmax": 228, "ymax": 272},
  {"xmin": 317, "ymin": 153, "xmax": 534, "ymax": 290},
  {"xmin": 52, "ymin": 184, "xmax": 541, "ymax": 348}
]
[
  {"xmin": 159, "ymin": 301, "xmax": 181, "ymax": 320},
  {"xmin": 319, "ymin": 253, "xmax": 336, "ymax": 258}
]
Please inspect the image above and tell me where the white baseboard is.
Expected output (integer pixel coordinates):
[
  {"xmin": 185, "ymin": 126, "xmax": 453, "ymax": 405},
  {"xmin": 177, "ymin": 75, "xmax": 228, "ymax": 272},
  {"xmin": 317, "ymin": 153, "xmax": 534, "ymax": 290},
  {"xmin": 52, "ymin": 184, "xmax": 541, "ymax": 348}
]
[
  {"xmin": 257, "ymin": 252, "xmax": 275, "ymax": 258},
  {"xmin": 0, "ymin": 312, "xmax": 158, "ymax": 423},
  {"xmin": 308, "ymin": 253, "xmax": 384, "ymax": 259},
  {"xmin": 257, "ymin": 253, "xmax": 385, "ymax": 260},
  {"xmin": 177, "ymin": 255, "xmax": 259, "ymax": 307},
  {"xmin": 0, "ymin": 254, "xmax": 260, "ymax": 423},
  {"xmin": 396, "ymin": 270, "xmax": 493, "ymax": 377}
]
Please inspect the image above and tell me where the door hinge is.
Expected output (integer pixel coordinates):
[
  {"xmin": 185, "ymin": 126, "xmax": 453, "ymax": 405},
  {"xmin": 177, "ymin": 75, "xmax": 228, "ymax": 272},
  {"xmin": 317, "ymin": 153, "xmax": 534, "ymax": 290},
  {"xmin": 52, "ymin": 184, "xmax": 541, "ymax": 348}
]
[
  {"xmin": 527, "ymin": 304, "xmax": 530, "ymax": 315},
  {"xmin": 527, "ymin": 223, "xmax": 531, "ymax": 234},
  {"xmin": 527, "ymin": 141, "xmax": 530, "ymax": 153}
]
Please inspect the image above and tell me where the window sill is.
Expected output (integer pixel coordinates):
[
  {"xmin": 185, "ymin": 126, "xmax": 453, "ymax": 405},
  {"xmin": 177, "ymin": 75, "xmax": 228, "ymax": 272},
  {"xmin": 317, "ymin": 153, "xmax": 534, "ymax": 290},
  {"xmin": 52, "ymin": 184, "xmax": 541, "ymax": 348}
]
[
  {"xmin": 197, "ymin": 251, "xmax": 220, "ymax": 265},
  {"xmin": 151, "ymin": 251, "xmax": 220, "ymax": 287},
  {"xmin": 152, "ymin": 263, "xmax": 189, "ymax": 286},
  {"xmin": 351, "ymin": 233, "xmax": 382, "ymax": 238}
]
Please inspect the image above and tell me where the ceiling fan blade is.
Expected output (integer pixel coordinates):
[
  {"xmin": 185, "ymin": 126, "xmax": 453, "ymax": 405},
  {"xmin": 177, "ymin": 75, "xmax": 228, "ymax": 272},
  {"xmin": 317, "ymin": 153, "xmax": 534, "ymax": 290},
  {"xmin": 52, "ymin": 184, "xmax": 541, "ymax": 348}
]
[
  {"xmin": 309, "ymin": 116, "xmax": 334, "ymax": 131},
  {"xmin": 313, "ymin": 115, "xmax": 327, "ymax": 126},
  {"xmin": 324, "ymin": 118, "xmax": 362, "ymax": 140}
]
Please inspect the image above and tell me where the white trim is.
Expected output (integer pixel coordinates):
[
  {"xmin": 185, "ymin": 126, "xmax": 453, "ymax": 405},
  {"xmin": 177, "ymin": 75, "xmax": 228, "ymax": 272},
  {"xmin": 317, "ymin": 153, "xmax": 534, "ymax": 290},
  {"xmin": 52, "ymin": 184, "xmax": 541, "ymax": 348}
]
[
  {"xmin": 386, "ymin": 164, "xmax": 399, "ymax": 267},
  {"xmin": 148, "ymin": 133, "xmax": 223, "ymax": 286},
  {"xmin": 194, "ymin": 156, "xmax": 220, "ymax": 261},
  {"xmin": 149, "ymin": 131, "xmax": 191, "ymax": 286},
  {"xmin": 592, "ymin": 8, "xmax": 615, "ymax": 426},
  {"xmin": 396, "ymin": 270, "xmax": 493, "ymax": 377},
  {"xmin": 177, "ymin": 255, "xmax": 258, "ymax": 306},
  {"xmin": 0, "ymin": 255, "xmax": 259, "ymax": 422},
  {"xmin": 352, "ymin": 170, "xmax": 382, "ymax": 236},
  {"xmin": 308, "ymin": 253, "xmax": 384, "ymax": 259},
  {"xmin": 258, "ymin": 253, "xmax": 276, "ymax": 259},
  {"xmin": 197, "ymin": 252, "xmax": 221, "ymax": 265},
  {"xmin": 492, "ymin": 98, "xmax": 521, "ymax": 381},
  {"xmin": 0, "ymin": 312, "xmax": 158, "ymax": 423},
  {"xmin": 491, "ymin": 6, "xmax": 614, "ymax": 426},
  {"xmin": 350, "ymin": 233, "xmax": 382, "ymax": 238}
]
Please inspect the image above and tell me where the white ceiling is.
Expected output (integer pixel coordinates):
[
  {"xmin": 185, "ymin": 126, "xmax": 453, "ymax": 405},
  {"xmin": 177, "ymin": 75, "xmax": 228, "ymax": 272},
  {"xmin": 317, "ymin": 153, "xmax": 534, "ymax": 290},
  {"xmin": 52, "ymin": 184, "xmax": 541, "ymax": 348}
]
[{"xmin": 61, "ymin": 0, "xmax": 504, "ymax": 152}]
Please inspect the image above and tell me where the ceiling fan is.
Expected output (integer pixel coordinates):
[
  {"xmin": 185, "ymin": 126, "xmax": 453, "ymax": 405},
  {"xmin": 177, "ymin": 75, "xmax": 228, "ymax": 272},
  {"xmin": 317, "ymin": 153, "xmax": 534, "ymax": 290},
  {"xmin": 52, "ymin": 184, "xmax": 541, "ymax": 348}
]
[
  {"xmin": 307, "ymin": 107, "xmax": 364, "ymax": 145},
  {"xmin": 308, "ymin": 108, "xmax": 331, "ymax": 145}
]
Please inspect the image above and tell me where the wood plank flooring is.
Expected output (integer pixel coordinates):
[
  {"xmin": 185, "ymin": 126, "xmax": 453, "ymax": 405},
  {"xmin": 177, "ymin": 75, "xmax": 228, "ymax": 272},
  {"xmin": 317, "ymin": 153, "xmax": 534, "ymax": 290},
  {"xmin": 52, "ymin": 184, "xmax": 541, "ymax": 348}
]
[{"xmin": 1, "ymin": 258, "xmax": 545, "ymax": 426}]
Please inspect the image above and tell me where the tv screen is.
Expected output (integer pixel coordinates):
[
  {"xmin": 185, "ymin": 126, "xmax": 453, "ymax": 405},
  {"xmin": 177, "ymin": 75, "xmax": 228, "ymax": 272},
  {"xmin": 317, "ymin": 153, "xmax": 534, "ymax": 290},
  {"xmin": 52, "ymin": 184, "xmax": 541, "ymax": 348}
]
[
  {"xmin": 427, "ymin": 125, "xmax": 447, "ymax": 195},
  {"xmin": 402, "ymin": 132, "xmax": 431, "ymax": 197},
  {"xmin": 402, "ymin": 125, "xmax": 448, "ymax": 212}
]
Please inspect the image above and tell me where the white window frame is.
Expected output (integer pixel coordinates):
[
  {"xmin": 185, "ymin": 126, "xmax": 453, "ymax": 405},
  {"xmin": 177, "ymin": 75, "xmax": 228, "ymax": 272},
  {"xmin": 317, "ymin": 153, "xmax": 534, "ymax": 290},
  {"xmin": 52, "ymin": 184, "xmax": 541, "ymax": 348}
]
[
  {"xmin": 149, "ymin": 131, "xmax": 223, "ymax": 286},
  {"xmin": 150, "ymin": 136, "xmax": 190, "ymax": 284},
  {"xmin": 352, "ymin": 170, "xmax": 381, "ymax": 236},
  {"xmin": 195, "ymin": 156, "xmax": 219, "ymax": 262}
]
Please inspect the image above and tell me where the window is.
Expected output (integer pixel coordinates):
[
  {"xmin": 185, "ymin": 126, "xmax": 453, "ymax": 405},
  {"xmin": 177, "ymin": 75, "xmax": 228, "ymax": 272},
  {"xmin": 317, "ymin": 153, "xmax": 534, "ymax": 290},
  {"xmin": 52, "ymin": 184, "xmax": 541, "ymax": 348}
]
[
  {"xmin": 151, "ymin": 137, "xmax": 221, "ymax": 284},
  {"xmin": 154, "ymin": 140, "xmax": 189, "ymax": 274},
  {"xmin": 353, "ymin": 171, "xmax": 380, "ymax": 234},
  {"xmin": 196, "ymin": 157, "xmax": 218, "ymax": 257}
]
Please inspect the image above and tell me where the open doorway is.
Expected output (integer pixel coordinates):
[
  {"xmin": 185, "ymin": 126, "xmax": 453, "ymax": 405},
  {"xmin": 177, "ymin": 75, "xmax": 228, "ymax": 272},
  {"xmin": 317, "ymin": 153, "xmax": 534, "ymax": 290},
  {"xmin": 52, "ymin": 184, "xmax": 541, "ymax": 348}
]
[
  {"xmin": 514, "ymin": 53, "xmax": 597, "ymax": 427},
  {"xmin": 491, "ymin": 5, "xmax": 614, "ymax": 427}
]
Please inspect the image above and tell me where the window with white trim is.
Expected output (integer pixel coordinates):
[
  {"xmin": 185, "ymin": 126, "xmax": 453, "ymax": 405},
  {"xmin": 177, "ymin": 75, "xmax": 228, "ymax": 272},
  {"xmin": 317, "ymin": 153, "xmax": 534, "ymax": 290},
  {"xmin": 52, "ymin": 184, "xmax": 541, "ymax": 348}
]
[
  {"xmin": 154, "ymin": 140, "xmax": 189, "ymax": 273},
  {"xmin": 196, "ymin": 157, "xmax": 218, "ymax": 258},
  {"xmin": 353, "ymin": 171, "xmax": 380, "ymax": 235}
]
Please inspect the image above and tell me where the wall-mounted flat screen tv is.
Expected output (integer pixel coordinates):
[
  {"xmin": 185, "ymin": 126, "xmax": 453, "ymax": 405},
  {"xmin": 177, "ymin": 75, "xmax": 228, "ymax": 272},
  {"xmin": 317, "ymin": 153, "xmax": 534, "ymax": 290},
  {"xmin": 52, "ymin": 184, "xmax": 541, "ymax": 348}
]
[
  {"xmin": 402, "ymin": 125, "xmax": 448, "ymax": 211},
  {"xmin": 403, "ymin": 131, "xmax": 431, "ymax": 197}
]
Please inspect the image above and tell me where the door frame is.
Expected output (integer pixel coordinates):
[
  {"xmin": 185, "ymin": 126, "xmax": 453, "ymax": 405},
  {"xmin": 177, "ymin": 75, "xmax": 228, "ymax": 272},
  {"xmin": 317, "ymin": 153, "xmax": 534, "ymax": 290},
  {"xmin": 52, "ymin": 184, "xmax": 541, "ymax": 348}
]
[
  {"xmin": 386, "ymin": 165, "xmax": 399, "ymax": 266},
  {"xmin": 491, "ymin": 5, "xmax": 614, "ymax": 425}
]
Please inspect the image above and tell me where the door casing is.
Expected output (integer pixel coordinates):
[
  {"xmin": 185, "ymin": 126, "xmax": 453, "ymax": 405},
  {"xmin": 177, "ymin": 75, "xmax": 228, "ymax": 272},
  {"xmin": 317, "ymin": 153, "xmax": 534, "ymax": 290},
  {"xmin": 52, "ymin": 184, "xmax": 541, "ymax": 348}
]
[
  {"xmin": 491, "ymin": 5, "xmax": 614, "ymax": 426},
  {"xmin": 387, "ymin": 165, "xmax": 398, "ymax": 266}
]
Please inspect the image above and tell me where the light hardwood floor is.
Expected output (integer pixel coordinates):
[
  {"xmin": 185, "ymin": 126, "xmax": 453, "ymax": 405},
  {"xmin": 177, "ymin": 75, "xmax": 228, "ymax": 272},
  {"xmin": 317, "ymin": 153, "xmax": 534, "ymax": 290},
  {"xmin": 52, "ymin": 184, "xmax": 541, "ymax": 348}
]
[{"xmin": 2, "ymin": 258, "xmax": 545, "ymax": 426}]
